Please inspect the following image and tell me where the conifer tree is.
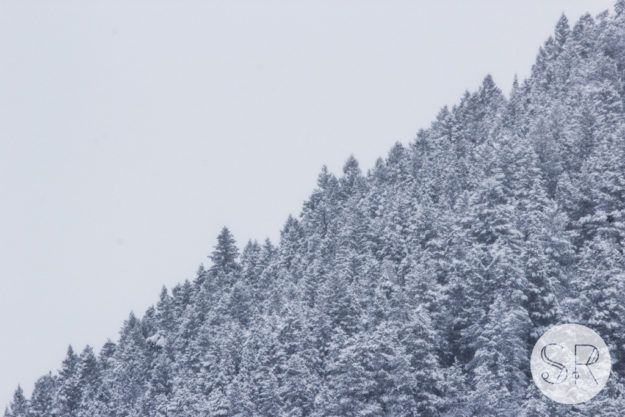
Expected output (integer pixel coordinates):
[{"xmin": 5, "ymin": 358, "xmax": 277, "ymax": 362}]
[
  {"xmin": 5, "ymin": 387, "xmax": 29, "ymax": 417},
  {"xmin": 54, "ymin": 346, "xmax": 81, "ymax": 417},
  {"xmin": 210, "ymin": 227, "xmax": 240, "ymax": 279},
  {"xmin": 29, "ymin": 374, "xmax": 56, "ymax": 417}
]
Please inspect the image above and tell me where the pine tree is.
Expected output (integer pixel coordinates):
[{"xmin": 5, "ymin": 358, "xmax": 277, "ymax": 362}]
[
  {"xmin": 54, "ymin": 346, "xmax": 81, "ymax": 417},
  {"xmin": 210, "ymin": 227, "xmax": 241, "ymax": 279},
  {"xmin": 5, "ymin": 387, "xmax": 29, "ymax": 417},
  {"xmin": 75, "ymin": 346, "xmax": 107, "ymax": 417},
  {"xmin": 29, "ymin": 374, "xmax": 56, "ymax": 417},
  {"xmin": 109, "ymin": 313, "xmax": 148, "ymax": 417}
]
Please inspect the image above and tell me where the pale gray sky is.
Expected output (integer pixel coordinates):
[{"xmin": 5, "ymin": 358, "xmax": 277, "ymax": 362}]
[{"xmin": 0, "ymin": 0, "xmax": 616, "ymax": 408}]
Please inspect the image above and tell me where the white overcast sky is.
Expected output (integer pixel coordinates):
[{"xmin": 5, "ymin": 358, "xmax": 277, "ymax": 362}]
[{"xmin": 0, "ymin": 0, "xmax": 616, "ymax": 408}]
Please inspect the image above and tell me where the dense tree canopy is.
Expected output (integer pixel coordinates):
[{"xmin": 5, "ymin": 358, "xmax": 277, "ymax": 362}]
[{"xmin": 6, "ymin": 4, "xmax": 625, "ymax": 416}]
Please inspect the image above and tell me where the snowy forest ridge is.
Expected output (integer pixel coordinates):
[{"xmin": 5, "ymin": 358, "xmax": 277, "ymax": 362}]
[{"xmin": 5, "ymin": 1, "xmax": 625, "ymax": 416}]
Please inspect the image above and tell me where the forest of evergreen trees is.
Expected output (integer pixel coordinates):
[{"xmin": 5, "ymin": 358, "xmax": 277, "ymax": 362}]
[{"xmin": 5, "ymin": 2, "xmax": 625, "ymax": 416}]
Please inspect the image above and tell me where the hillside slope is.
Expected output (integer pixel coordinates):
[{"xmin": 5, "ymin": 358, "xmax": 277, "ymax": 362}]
[{"xmin": 6, "ymin": 3, "xmax": 625, "ymax": 416}]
